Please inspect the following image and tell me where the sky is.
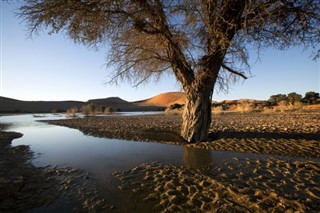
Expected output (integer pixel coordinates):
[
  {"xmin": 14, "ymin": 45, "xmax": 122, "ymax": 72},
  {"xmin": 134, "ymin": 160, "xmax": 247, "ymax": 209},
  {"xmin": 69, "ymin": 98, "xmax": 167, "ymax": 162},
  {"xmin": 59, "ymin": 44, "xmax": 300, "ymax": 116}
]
[{"xmin": 1, "ymin": 2, "xmax": 319, "ymax": 102}]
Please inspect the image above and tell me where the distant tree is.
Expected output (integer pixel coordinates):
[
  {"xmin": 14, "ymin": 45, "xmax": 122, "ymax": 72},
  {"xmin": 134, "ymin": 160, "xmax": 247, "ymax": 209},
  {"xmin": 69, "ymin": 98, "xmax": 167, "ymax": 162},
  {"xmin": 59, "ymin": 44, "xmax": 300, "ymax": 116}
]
[
  {"xmin": 287, "ymin": 92, "xmax": 302, "ymax": 104},
  {"xmin": 104, "ymin": 107, "xmax": 118, "ymax": 114},
  {"xmin": 169, "ymin": 103, "xmax": 185, "ymax": 110},
  {"xmin": 81, "ymin": 105, "xmax": 91, "ymax": 116},
  {"xmin": 88, "ymin": 103, "xmax": 96, "ymax": 114},
  {"xmin": 19, "ymin": 0, "xmax": 320, "ymax": 142},
  {"xmin": 268, "ymin": 94, "xmax": 287, "ymax": 106},
  {"xmin": 100, "ymin": 105, "xmax": 106, "ymax": 113},
  {"xmin": 302, "ymin": 91, "xmax": 320, "ymax": 104}
]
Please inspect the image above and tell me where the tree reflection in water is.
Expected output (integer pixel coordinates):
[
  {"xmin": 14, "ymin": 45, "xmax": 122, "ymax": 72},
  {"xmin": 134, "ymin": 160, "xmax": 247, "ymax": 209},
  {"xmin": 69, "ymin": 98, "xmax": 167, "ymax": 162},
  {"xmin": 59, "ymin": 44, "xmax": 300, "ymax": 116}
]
[{"xmin": 183, "ymin": 146, "xmax": 213, "ymax": 169}]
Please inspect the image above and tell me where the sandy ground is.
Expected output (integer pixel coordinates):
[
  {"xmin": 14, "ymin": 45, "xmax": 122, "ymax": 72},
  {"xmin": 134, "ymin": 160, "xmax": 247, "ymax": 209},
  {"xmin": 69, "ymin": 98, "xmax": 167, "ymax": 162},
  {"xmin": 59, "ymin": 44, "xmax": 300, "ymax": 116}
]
[{"xmin": 114, "ymin": 159, "xmax": 319, "ymax": 212}]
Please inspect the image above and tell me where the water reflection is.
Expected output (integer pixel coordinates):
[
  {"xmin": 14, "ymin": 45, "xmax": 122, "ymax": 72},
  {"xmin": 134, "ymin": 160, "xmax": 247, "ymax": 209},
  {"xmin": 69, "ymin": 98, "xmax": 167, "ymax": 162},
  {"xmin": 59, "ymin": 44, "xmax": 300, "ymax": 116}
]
[
  {"xmin": 183, "ymin": 146, "xmax": 213, "ymax": 169},
  {"xmin": 1, "ymin": 114, "xmax": 184, "ymax": 176}
]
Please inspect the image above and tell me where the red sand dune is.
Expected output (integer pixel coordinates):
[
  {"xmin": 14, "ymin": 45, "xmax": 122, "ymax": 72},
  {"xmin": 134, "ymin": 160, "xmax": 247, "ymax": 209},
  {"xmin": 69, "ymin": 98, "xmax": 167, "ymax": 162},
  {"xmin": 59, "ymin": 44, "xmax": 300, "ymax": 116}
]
[{"xmin": 135, "ymin": 92, "xmax": 186, "ymax": 107}]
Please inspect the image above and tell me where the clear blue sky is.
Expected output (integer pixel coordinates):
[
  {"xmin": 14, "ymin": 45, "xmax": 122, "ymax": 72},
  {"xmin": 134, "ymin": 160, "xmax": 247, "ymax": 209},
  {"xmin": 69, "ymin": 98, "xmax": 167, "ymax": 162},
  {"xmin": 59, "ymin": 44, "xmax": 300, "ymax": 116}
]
[{"xmin": 1, "ymin": 2, "xmax": 319, "ymax": 102}]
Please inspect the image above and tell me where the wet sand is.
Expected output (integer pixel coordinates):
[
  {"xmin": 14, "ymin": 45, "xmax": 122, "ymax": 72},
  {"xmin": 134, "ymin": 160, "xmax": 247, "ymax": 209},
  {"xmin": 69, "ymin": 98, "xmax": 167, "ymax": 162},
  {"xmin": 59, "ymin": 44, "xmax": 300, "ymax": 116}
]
[{"xmin": 114, "ymin": 158, "xmax": 319, "ymax": 212}]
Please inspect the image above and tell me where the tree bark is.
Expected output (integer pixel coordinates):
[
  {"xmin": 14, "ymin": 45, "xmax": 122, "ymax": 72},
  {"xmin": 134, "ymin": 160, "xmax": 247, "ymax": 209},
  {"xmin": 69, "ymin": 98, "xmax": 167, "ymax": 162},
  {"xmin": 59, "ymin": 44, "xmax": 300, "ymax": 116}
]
[{"xmin": 181, "ymin": 87, "xmax": 213, "ymax": 143}]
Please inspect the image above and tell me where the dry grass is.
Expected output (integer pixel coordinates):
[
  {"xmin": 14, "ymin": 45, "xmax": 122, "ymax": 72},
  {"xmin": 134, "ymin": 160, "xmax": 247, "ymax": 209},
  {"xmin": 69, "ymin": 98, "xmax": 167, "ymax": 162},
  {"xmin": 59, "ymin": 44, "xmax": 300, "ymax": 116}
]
[
  {"xmin": 272, "ymin": 101, "xmax": 303, "ymax": 112},
  {"xmin": 262, "ymin": 107, "xmax": 274, "ymax": 114},
  {"xmin": 262, "ymin": 101, "xmax": 304, "ymax": 113},
  {"xmin": 212, "ymin": 106, "xmax": 223, "ymax": 114},
  {"xmin": 236, "ymin": 102, "xmax": 254, "ymax": 113}
]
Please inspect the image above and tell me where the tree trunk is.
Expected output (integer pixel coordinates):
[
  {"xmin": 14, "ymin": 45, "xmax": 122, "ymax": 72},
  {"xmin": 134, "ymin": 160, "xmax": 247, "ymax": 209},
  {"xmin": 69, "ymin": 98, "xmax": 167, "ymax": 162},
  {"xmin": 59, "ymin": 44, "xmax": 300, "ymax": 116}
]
[{"xmin": 181, "ymin": 88, "xmax": 213, "ymax": 142}]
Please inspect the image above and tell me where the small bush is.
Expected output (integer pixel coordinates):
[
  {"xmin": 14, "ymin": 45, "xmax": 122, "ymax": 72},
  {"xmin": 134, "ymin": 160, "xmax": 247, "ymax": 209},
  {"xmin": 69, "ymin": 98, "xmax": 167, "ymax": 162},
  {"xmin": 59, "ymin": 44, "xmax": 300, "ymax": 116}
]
[
  {"xmin": 165, "ymin": 108, "xmax": 183, "ymax": 115},
  {"xmin": 292, "ymin": 101, "xmax": 303, "ymax": 110},
  {"xmin": 273, "ymin": 101, "xmax": 303, "ymax": 112},
  {"xmin": 236, "ymin": 102, "xmax": 254, "ymax": 113},
  {"xmin": 273, "ymin": 100, "xmax": 288, "ymax": 112},
  {"xmin": 66, "ymin": 107, "xmax": 78, "ymax": 117},
  {"xmin": 262, "ymin": 107, "xmax": 274, "ymax": 114},
  {"xmin": 81, "ymin": 105, "xmax": 91, "ymax": 116},
  {"xmin": 169, "ymin": 103, "xmax": 184, "ymax": 110},
  {"xmin": 104, "ymin": 107, "xmax": 117, "ymax": 114},
  {"xmin": 99, "ymin": 105, "xmax": 106, "ymax": 113}
]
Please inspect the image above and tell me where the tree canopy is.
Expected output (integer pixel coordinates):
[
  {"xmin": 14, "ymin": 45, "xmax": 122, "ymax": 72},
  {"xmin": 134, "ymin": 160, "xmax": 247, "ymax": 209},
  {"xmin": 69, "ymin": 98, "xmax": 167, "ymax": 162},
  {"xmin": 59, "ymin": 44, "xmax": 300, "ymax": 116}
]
[{"xmin": 20, "ymin": 0, "xmax": 320, "ymax": 89}]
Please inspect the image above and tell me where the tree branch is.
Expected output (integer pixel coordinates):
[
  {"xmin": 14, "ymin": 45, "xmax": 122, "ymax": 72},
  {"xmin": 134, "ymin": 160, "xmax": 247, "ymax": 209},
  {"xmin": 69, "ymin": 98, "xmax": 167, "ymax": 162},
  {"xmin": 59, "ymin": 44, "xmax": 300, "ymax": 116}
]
[{"xmin": 221, "ymin": 64, "xmax": 248, "ymax": 79}]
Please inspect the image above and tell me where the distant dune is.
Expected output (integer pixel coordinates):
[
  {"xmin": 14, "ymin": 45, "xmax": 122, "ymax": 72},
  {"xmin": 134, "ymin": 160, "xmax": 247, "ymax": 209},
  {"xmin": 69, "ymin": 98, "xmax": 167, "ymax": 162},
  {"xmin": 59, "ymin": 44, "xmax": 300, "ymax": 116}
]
[
  {"xmin": 89, "ymin": 97, "xmax": 164, "ymax": 112},
  {"xmin": 0, "ymin": 96, "xmax": 165, "ymax": 113},
  {"xmin": 0, "ymin": 96, "xmax": 84, "ymax": 113},
  {"xmin": 135, "ymin": 92, "xmax": 186, "ymax": 107}
]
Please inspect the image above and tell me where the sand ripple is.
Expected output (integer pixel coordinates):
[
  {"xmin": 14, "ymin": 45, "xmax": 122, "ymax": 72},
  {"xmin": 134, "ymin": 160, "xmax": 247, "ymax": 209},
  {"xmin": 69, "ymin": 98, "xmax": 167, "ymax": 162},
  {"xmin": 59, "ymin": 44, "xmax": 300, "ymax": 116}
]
[{"xmin": 114, "ymin": 158, "xmax": 319, "ymax": 212}]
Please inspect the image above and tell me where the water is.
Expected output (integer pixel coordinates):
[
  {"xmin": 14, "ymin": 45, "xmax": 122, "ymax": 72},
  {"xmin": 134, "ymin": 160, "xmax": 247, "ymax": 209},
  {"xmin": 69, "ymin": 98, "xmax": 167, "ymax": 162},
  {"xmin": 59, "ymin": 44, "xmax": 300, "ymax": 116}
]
[{"xmin": 0, "ymin": 114, "xmax": 182, "ymax": 174}]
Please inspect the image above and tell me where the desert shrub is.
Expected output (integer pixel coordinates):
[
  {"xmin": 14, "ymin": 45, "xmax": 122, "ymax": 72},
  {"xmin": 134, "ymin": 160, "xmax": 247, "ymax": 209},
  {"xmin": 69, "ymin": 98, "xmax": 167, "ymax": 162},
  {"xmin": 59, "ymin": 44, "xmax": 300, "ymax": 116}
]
[
  {"xmin": 236, "ymin": 102, "xmax": 254, "ymax": 113},
  {"xmin": 273, "ymin": 100, "xmax": 289, "ymax": 112},
  {"xmin": 104, "ymin": 107, "xmax": 117, "ymax": 114},
  {"xmin": 88, "ymin": 103, "xmax": 96, "ymax": 115},
  {"xmin": 169, "ymin": 103, "xmax": 184, "ymax": 110},
  {"xmin": 81, "ymin": 105, "xmax": 91, "ymax": 116},
  {"xmin": 302, "ymin": 91, "xmax": 320, "ymax": 104},
  {"xmin": 165, "ymin": 108, "xmax": 183, "ymax": 115},
  {"xmin": 212, "ymin": 106, "xmax": 223, "ymax": 115},
  {"xmin": 293, "ymin": 101, "xmax": 304, "ymax": 109},
  {"xmin": 100, "ymin": 105, "xmax": 106, "ymax": 113},
  {"xmin": 287, "ymin": 92, "xmax": 302, "ymax": 104},
  {"xmin": 262, "ymin": 107, "xmax": 274, "ymax": 114},
  {"xmin": 268, "ymin": 94, "xmax": 287, "ymax": 106},
  {"xmin": 66, "ymin": 107, "xmax": 78, "ymax": 117},
  {"xmin": 273, "ymin": 100, "xmax": 303, "ymax": 112}
]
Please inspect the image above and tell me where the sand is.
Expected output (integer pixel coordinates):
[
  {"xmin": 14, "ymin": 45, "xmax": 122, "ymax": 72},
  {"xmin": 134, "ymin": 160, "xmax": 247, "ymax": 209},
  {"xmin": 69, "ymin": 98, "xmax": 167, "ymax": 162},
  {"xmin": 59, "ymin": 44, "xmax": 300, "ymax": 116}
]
[{"xmin": 114, "ymin": 158, "xmax": 319, "ymax": 212}]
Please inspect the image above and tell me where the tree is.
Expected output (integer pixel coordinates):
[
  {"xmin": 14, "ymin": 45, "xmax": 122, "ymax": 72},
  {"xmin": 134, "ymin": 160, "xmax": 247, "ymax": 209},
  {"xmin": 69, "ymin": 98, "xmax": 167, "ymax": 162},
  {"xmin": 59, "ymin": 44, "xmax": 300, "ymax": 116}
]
[
  {"xmin": 287, "ymin": 92, "xmax": 302, "ymax": 104},
  {"xmin": 88, "ymin": 103, "xmax": 97, "ymax": 114},
  {"xmin": 303, "ymin": 91, "xmax": 320, "ymax": 104},
  {"xmin": 100, "ymin": 105, "xmax": 106, "ymax": 113},
  {"xmin": 19, "ymin": 0, "xmax": 320, "ymax": 142},
  {"xmin": 268, "ymin": 94, "xmax": 287, "ymax": 106}
]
